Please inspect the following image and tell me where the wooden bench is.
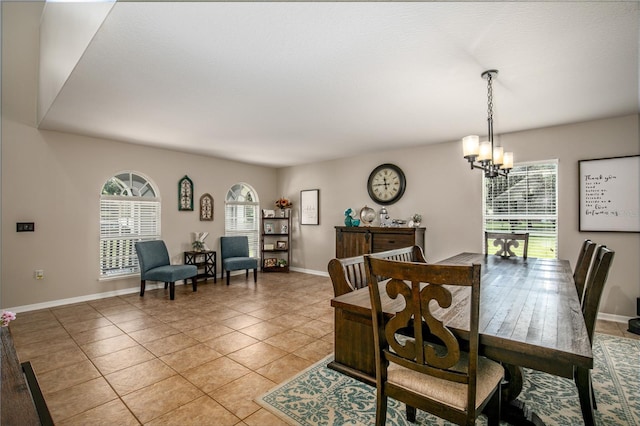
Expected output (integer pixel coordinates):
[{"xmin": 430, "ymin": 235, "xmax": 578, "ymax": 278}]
[{"xmin": 328, "ymin": 245, "xmax": 427, "ymax": 297}]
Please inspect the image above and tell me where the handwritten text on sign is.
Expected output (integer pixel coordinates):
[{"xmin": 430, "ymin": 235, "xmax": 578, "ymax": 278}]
[{"xmin": 579, "ymin": 156, "xmax": 640, "ymax": 232}]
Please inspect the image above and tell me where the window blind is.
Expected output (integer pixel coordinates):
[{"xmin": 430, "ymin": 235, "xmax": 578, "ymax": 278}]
[
  {"xmin": 100, "ymin": 198, "xmax": 161, "ymax": 277},
  {"xmin": 224, "ymin": 203, "xmax": 260, "ymax": 258},
  {"xmin": 483, "ymin": 161, "xmax": 558, "ymax": 259}
]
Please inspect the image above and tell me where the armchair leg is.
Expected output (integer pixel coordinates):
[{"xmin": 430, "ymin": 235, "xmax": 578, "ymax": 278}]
[
  {"xmin": 246, "ymin": 269, "xmax": 249, "ymax": 279},
  {"xmin": 140, "ymin": 280, "xmax": 146, "ymax": 297},
  {"xmin": 164, "ymin": 282, "xmax": 169, "ymax": 289},
  {"xmin": 169, "ymin": 282, "xmax": 176, "ymax": 300},
  {"xmin": 191, "ymin": 277, "xmax": 197, "ymax": 292},
  {"xmin": 226, "ymin": 271, "xmax": 230, "ymax": 286},
  {"xmin": 253, "ymin": 268, "xmax": 257, "ymax": 283}
]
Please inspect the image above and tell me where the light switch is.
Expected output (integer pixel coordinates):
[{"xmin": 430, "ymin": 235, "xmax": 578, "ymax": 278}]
[{"xmin": 17, "ymin": 222, "xmax": 35, "ymax": 232}]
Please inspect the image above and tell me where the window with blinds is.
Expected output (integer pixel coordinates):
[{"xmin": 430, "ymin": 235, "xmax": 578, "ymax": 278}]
[
  {"xmin": 100, "ymin": 172, "xmax": 160, "ymax": 278},
  {"xmin": 483, "ymin": 160, "xmax": 558, "ymax": 259},
  {"xmin": 224, "ymin": 183, "xmax": 260, "ymax": 257}
]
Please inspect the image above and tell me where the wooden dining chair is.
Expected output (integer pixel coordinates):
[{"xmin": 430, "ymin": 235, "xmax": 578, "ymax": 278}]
[
  {"xmin": 573, "ymin": 239, "xmax": 596, "ymax": 303},
  {"xmin": 484, "ymin": 231, "xmax": 529, "ymax": 258},
  {"xmin": 364, "ymin": 256, "xmax": 503, "ymax": 426},
  {"xmin": 575, "ymin": 245, "xmax": 615, "ymax": 425}
]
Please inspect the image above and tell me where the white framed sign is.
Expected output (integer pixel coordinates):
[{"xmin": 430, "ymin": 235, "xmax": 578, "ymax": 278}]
[
  {"xmin": 579, "ymin": 155, "xmax": 640, "ymax": 232},
  {"xmin": 300, "ymin": 189, "xmax": 319, "ymax": 225}
]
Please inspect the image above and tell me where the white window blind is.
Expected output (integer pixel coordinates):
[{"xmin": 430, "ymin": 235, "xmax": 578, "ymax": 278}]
[
  {"xmin": 483, "ymin": 160, "xmax": 558, "ymax": 259},
  {"xmin": 100, "ymin": 172, "xmax": 160, "ymax": 278},
  {"xmin": 224, "ymin": 183, "xmax": 260, "ymax": 258}
]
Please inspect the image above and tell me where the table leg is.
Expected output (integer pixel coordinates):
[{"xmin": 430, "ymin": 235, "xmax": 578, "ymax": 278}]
[
  {"xmin": 575, "ymin": 367, "xmax": 595, "ymax": 426},
  {"xmin": 500, "ymin": 364, "xmax": 545, "ymax": 426}
]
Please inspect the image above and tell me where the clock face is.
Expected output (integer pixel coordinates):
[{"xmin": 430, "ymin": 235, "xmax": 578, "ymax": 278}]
[{"xmin": 367, "ymin": 164, "xmax": 406, "ymax": 205}]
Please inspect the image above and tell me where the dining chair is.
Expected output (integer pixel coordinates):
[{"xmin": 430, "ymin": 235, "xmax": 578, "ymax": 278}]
[
  {"xmin": 573, "ymin": 239, "xmax": 597, "ymax": 303},
  {"xmin": 575, "ymin": 245, "xmax": 615, "ymax": 423},
  {"xmin": 220, "ymin": 236, "xmax": 259, "ymax": 285},
  {"xmin": 364, "ymin": 256, "xmax": 503, "ymax": 426},
  {"xmin": 135, "ymin": 240, "xmax": 198, "ymax": 300},
  {"xmin": 484, "ymin": 231, "xmax": 529, "ymax": 258}
]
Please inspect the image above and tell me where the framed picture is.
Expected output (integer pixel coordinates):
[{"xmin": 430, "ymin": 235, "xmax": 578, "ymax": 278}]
[
  {"xmin": 276, "ymin": 241, "xmax": 287, "ymax": 250},
  {"xmin": 178, "ymin": 175, "xmax": 194, "ymax": 211},
  {"xmin": 199, "ymin": 193, "xmax": 213, "ymax": 221},
  {"xmin": 579, "ymin": 155, "xmax": 640, "ymax": 232},
  {"xmin": 264, "ymin": 223, "xmax": 274, "ymax": 234},
  {"xmin": 263, "ymin": 209, "xmax": 275, "ymax": 218},
  {"xmin": 264, "ymin": 243, "xmax": 274, "ymax": 250},
  {"xmin": 264, "ymin": 258, "xmax": 277, "ymax": 268},
  {"xmin": 300, "ymin": 189, "xmax": 319, "ymax": 225},
  {"xmin": 281, "ymin": 224, "xmax": 288, "ymax": 234}
]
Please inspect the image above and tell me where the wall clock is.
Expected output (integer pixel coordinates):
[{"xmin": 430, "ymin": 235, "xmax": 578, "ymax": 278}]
[{"xmin": 367, "ymin": 163, "xmax": 406, "ymax": 205}]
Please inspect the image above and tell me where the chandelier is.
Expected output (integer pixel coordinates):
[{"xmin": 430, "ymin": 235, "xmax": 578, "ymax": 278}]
[{"xmin": 462, "ymin": 69, "xmax": 513, "ymax": 178}]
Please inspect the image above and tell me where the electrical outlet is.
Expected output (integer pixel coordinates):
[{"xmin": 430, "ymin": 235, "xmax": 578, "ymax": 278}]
[{"xmin": 34, "ymin": 270, "xmax": 44, "ymax": 280}]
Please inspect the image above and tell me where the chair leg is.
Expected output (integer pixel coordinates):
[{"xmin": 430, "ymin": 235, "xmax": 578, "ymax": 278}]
[
  {"xmin": 164, "ymin": 282, "xmax": 169, "ymax": 289},
  {"xmin": 140, "ymin": 280, "xmax": 146, "ymax": 297},
  {"xmin": 406, "ymin": 405, "xmax": 416, "ymax": 423},
  {"xmin": 575, "ymin": 367, "xmax": 595, "ymax": 426},
  {"xmin": 485, "ymin": 385, "xmax": 501, "ymax": 426},
  {"xmin": 226, "ymin": 270, "xmax": 230, "ymax": 286},
  {"xmin": 246, "ymin": 269, "xmax": 249, "ymax": 279},
  {"xmin": 169, "ymin": 282, "xmax": 176, "ymax": 300},
  {"xmin": 253, "ymin": 268, "xmax": 257, "ymax": 283},
  {"xmin": 375, "ymin": 391, "xmax": 387, "ymax": 426},
  {"xmin": 191, "ymin": 277, "xmax": 197, "ymax": 292}
]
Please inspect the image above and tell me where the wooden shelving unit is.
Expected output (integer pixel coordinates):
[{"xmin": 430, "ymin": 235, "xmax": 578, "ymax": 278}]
[{"xmin": 261, "ymin": 210, "xmax": 291, "ymax": 272}]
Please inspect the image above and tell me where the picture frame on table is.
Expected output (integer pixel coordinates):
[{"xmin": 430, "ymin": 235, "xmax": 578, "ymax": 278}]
[
  {"xmin": 281, "ymin": 224, "xmax": 288, "ymax": 234},
  {"xmin": 263, "ymin": 209, "xmax": 276, "ymax": 218},
  {"xmin": 265, "ymin": 223, "xmax": 274, "ymax": 234},
  {"xmin": 276, "ymin": 241, "xmax": 287, "ymax": 250},
  {"xmin": 264, "ymin": 258, "xmax": 277, "ymax": 268}
]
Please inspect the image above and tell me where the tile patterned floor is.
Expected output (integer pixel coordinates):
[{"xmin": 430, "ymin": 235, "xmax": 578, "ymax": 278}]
[
  {"xmin": 11, "ymin": 272, "xmax": 333, "ymax": 425},
  {"xmin": 8, "ymin": 271, "xmax": 638, "ymax": 425}
]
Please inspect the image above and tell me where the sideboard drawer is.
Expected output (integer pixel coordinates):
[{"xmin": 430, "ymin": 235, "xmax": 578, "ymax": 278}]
[{"xmin": 372, "ymin": 234, "xmax": 415, "ymax": 252}]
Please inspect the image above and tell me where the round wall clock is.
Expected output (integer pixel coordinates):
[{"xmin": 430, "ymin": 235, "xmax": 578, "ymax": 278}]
[{"xmin": 367, "ymin": 163, "xmax": 406, "ymax": 205}]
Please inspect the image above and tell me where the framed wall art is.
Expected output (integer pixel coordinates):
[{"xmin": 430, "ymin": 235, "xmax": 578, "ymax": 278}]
[
  {"xmin": 200, "ymin": 193, "xmax": 213, "ymax": 221},
  {"xmin": 300, "ymin": 189, "xmax": 319, "ymax": 225},
  {"xmin": 178, "ymin": 175, "xmax": 194, "ymax": 211},
  {"xmin": 579, "ymin": 155, "xmax": 639, "ymax": 232}
]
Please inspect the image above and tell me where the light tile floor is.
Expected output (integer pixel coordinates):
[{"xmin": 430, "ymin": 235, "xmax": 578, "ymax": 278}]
[
  {"xmin": 8, "ymin": 271, "xmax": 639, "ymax": 425},
  {"xmin": 11, "ymin": 272, "xmax": 333, "ymax": 425}
]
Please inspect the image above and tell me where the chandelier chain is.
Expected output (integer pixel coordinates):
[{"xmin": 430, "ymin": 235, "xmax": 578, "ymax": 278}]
[{"xmin": 487, "ymin": 73, "xmax": 494, "ymax": 120}]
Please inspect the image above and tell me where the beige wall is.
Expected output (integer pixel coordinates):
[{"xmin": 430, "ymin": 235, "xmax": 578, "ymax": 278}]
[
  {"xmin": 1, "ymin": 2, "xmax": 277, "ymax": 309},
  {"xmin": 280, "ymin": 114, "xmax": 640, "ymax": 319}
]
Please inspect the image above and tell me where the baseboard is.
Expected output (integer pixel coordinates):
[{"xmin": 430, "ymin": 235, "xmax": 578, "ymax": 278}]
[
  {"xmin": 289, "ymin": 267, "xmax": 329, "ymax": 277},
  {"xmin": 598, "ymin": 312, "xmax": 633, "ymax": 324}
]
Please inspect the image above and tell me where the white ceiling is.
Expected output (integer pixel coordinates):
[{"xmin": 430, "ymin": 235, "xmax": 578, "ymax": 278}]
[{"xmin": 38, "ymin": 1, "xmax": 640, "ymax": 168}]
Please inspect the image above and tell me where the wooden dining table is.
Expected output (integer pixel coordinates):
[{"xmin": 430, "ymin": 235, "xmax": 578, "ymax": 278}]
[{"xmin": 329, "ymin": 252, "xmax": 595, "ymax": 425}]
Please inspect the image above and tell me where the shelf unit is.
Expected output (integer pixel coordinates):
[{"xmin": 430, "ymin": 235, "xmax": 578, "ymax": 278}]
[
  {"xmin": 183, "ymin": 250, "xmax": 217, "ymax": 283},
  {"xmin": 261, "ymin": 210, "xmax": 291, "ymax": 272}
]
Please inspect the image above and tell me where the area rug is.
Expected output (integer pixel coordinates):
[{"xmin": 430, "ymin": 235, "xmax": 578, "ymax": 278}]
[{"xmin": 257, "ymin": 334, "xmax": 639, "ymax": 425}]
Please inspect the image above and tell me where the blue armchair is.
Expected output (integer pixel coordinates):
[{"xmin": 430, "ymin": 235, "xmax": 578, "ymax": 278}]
[
  {"xmin": 135, "ymin": 240, "xmax": 198, "ymax": 300},
  {"xmin": 220, "ymin": 236, "xmax": 259, "ymax": 285}
]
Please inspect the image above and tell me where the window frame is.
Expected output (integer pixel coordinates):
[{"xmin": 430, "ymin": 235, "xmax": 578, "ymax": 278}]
[
  {"xmin": 99, "ymin": 172, "xmax": 161, "ymax": 280},
  {"xmin": 483, "ymin": 159, "xmax": 558, "ymax": 259},
  {"xmin": 224, "ymin": 183, "xmax": 260, "ymax": 258}
]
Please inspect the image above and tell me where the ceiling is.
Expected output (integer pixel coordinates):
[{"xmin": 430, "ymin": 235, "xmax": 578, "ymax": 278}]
[{"xmin": 38, "ymin": 1, "xmax": 639, "ymax": 168}]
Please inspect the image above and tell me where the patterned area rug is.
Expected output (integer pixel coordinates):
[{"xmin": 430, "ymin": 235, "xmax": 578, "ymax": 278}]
[{"xmin": 256, "ymin": 334, "xmax": 639, "ymax": 425}]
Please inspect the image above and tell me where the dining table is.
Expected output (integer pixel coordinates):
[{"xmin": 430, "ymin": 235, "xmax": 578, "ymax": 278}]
[{"xmin": 329, "ymin": 252, "xmax": 595, "ymax": 426}]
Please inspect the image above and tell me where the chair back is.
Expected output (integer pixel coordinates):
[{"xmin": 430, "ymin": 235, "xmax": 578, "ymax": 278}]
[
  {"xmin": 220, "ymin": 236, "xmax": 250, "ymax": 259},
  {"xmin": 582, "ymin": 245, "xmax": 615, "ymax": 344},
  {"xmin": 573, "ymin": 239, "xmax": 596, "ymax": 303},
  {"xmin": 485, "ymin": 231, "xmax": 529, "ymax": 258},
  {"xmin": 135, "ymin": 240, "xmax": 170, "ymax": 277},
  {"xmin": 365, "ymin": 256, "xmax": 483, "ymax": 420}
]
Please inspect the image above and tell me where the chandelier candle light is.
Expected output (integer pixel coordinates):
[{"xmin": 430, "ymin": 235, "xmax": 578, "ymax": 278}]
[{"xmin": 462, "ymin": 69, "xmax": 514, "ymax": 178}]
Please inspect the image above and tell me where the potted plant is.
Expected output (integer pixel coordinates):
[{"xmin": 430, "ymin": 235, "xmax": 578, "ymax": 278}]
[
  {"xmin": 411, "ymin": 214, "xmax": 422, "ymax": 227},
  {"xmin": 192, "ymin": 240, "xmax": 205, "ymax": 252}
]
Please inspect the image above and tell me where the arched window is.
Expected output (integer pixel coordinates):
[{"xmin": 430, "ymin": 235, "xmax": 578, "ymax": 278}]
[
  {"xmin": 100, "ymin": 172, "xmax": 161, "ymax": 278},
  {"xmin": 224, "ymin": 183, "xmax": 260, "ymax": 257}
]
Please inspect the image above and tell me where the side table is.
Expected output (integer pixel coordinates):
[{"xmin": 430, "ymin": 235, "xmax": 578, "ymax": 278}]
[{"xmin": 184, "ymin": 250, "xmax": 217, "ymax": 283}]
